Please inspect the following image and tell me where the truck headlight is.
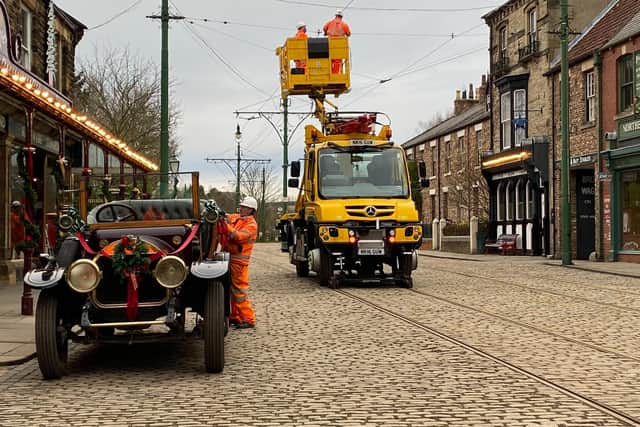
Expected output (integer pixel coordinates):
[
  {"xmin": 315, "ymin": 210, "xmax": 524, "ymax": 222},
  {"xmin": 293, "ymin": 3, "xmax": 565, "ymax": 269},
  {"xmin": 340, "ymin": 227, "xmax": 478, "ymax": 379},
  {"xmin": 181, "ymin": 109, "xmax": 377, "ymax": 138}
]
[
  {"xmin": 66, "ymin": 259, "xmax": 102, "ymax": 293},
  {"xmin": 153, "ymin": 255, "xmax": 187, "ymax": 289}
]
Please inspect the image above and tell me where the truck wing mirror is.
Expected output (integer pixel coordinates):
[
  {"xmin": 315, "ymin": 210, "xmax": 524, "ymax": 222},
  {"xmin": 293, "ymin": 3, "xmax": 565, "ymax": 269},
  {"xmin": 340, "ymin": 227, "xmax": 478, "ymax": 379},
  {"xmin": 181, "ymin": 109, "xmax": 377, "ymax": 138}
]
[
  {"xmin": 288, "ymin": 178, "xmax": 299, "ymax": 188},
  {"xmin": 290, "ymin": 160, "xmax": 301, "ymax": 178},
  {"xmin": 420, "ymin": 178, "xmax": 430, "ymax": 188},
  {"xmin": 418, "ymin": 161, "xmax": 427, "ymax": 179}
]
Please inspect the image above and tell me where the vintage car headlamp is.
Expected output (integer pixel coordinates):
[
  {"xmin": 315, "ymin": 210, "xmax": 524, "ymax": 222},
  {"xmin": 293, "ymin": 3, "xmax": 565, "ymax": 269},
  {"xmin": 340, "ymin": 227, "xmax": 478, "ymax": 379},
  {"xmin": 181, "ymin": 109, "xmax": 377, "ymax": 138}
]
[
  {"xmin": 58, "ymin": 214, "xmax": 74, "ymax": 231},
  {"xmin": 153, "ymin": 255, "xmax": 188, "ymax": 289},
  {"xmin": 66, "ymin": 259, "xmax": 102, "ymax": 293}
]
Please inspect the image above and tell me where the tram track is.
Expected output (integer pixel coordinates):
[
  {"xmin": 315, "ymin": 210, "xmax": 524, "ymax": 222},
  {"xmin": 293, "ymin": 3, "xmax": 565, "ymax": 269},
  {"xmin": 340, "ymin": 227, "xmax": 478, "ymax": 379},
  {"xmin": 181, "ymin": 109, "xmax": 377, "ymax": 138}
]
[
  {"xmin": 427, "ymin": 265, "xmax": 640, "ymax": 314},
  {"xmin": 335, "ymin": 287, "xmax": 640, "ymax": 426}
]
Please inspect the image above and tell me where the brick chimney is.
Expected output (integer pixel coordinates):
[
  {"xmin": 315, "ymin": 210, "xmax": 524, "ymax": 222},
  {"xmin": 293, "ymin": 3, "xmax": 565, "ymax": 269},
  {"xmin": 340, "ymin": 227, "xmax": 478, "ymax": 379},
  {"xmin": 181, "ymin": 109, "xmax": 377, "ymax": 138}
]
[{"xmin": 453, "ymin": 76, "xmax": 488, "ymax": 115}]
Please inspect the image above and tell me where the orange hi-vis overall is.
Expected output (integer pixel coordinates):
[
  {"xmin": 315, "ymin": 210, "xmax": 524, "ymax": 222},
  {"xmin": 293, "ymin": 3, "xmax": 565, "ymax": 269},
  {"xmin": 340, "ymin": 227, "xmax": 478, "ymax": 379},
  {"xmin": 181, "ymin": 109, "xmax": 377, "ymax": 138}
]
[
  {"xmin": 226, "ymin": 213, "xmax": 258, "ymax": 325},
  {"xmin": 323, "ymin": 17, "xmax": 351, "ymax": 73}
]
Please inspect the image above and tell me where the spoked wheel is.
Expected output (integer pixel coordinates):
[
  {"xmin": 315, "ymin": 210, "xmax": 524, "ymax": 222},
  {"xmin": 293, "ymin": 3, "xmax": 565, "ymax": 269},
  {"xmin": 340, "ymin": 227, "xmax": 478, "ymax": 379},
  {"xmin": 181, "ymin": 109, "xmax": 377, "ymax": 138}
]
[
  {"xmin": 204, "ymin": 280, "xmax": 225, "ymax": 373},
  {"xmin": 35, "ymin": 289, "xmax": 69, "ymax": 379},
  {"xmin": 318, "ymin": 249, "xmax": 333, "ymax": 287}
]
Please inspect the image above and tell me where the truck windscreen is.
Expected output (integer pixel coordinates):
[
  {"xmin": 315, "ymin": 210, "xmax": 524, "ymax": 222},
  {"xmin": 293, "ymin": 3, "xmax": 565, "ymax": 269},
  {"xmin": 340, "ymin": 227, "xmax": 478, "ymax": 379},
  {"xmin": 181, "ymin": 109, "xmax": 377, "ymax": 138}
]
[{"xmin": 318, "ymin": 147, "xmax": 409, "ymax": 199}]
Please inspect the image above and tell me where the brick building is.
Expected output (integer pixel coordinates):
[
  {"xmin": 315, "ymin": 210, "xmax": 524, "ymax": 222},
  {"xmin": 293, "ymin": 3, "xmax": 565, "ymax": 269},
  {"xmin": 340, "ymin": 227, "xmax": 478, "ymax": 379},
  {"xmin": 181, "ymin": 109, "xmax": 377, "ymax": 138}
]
[
  {"xmin": 482, "ymin": 0, "xmax": 610, "ymax": 255},
  {"xmin": 547, "ymin": 0, "xmax": 638, "ymax": 260},
  {"xmin": 0, "ymin": 0, "xmax": 156, "ymax": 283},
  {"xmin": 403, "ymin": 77, "xmax": 490, "ymax": 225}
]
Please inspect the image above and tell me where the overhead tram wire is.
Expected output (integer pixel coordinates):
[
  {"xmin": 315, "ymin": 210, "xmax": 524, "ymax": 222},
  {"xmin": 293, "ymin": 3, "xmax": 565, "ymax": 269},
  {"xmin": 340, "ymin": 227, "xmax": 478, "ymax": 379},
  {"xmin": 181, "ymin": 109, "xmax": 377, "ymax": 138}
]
[
  {"xmin": 273, "ymin": 0, "xmax": 499, "ymax": 13},
  {"xmin": 187, "ymin": 21, "xmax": 273, "ymax": 52},
  {"xmin": 88, "ymin": 0, "xmax": 144, "ymax": 30}
]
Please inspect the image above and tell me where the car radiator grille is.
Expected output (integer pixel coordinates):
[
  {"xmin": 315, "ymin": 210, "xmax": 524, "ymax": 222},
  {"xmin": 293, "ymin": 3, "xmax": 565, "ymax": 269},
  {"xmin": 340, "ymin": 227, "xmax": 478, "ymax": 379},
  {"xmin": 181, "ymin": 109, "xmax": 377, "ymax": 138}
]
[{"xmin": 93, "ymin": 266, "xmax": 168, "ymax": 308}]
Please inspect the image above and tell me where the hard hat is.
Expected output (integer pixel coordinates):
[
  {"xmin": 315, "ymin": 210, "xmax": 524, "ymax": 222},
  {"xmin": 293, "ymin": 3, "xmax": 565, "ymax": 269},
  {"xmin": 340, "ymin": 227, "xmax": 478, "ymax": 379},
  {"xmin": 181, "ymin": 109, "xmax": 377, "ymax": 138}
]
[
  {"xmin": 239, "ymin": 196, "xmax": 258, "ymax": 210},
  {"xmin": 11, "ymin": 200, "xmax": 21, "ymax": 208},
  {"xmin": 336, "ymin": 9, "xmax": 343, "ymax": 16},
  {"xmin": 297, "ymin": 21, "xmax": 306, "ymax": 29}
]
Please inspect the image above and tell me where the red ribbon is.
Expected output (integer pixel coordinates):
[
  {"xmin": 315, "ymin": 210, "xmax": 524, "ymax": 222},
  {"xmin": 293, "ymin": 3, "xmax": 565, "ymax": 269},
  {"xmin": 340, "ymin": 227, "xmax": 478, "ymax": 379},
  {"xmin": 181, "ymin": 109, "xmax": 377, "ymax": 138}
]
[
  {"xmin": 126, "ymin": 270, "xmax": 139, "ymax": 321},
  {"xmin": 217, "ymin": 219, "xmax": 229, "ymax": 251}
]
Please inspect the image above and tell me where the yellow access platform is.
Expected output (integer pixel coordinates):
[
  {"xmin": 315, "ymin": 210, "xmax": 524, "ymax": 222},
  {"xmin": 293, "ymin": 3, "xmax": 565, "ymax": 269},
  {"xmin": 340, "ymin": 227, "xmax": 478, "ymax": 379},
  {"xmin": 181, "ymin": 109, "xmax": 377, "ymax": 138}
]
[{"xmin": 276, "ymin": 37, "xmax": 350, "ymax": 98}]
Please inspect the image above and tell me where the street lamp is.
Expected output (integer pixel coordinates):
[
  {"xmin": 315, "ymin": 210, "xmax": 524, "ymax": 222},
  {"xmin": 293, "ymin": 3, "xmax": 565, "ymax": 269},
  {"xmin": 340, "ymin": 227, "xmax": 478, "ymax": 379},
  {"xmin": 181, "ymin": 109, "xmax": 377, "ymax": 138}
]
[
  {"xmin": 235, "ymin": 124, "xmax": 241, "ymax": 208},
  {"xmin": 169, "ymin": 155, "xmax": 180, "ymax": 198}
]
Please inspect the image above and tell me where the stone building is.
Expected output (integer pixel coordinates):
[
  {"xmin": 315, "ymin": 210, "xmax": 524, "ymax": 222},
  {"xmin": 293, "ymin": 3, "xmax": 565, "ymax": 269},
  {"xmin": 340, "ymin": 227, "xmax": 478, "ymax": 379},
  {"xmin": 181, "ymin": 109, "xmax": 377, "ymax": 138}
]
[
  {"xmin": 0, "ymin": 0, "xmax": 156, "ymax": 284},
  {"xmin": 482, "ymin": 0, "xmax": 610, "ymax": 255},
  {"xmin": 403, "ymin": 77, "xmax": 490, "ymax": 226},
  {"xmin": 547, "ymin": 0, "xmax": 638, "ymax": 260}
]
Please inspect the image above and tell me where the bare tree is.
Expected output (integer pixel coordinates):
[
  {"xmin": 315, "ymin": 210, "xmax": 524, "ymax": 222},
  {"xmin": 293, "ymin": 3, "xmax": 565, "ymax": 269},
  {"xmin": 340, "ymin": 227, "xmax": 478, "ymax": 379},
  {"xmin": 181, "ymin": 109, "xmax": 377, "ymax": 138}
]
[
  {"xmin": 241, "ymin": 163, "xmax": 280, "ymax": 204},
  {"xmin": 450, "ymin": 140, "xmax": 489, "ymax": 223},
  {"xmin": 416, "ymin": 109, "xmax": 453, "ymax": 133},
  {"xmin": 71, "ymin": 45, "xmax": 181, "ymax": 162}
]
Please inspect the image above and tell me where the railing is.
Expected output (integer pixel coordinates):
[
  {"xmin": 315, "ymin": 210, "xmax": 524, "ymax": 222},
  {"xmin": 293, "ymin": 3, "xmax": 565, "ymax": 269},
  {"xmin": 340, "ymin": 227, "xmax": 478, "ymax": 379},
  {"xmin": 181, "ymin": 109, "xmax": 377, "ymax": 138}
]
[
  {"xmin": 492, "ymin": 54, "xmax": 510, "ymax": 76},
  {"xmin": 518, "ymin": 40, "xmax": 538, "ymax": 62}
]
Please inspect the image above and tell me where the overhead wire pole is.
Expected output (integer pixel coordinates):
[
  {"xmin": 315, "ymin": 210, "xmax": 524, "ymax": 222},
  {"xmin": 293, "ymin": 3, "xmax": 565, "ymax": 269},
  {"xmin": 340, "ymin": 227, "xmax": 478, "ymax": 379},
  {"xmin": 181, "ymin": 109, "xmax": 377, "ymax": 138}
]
[
  {"xmin": 147, "ymin": 1, "xmax": 184, "ymax": 197},
  {"xmin": 560, "ymin": 0, "xmax": 572, "ymax": 265}
]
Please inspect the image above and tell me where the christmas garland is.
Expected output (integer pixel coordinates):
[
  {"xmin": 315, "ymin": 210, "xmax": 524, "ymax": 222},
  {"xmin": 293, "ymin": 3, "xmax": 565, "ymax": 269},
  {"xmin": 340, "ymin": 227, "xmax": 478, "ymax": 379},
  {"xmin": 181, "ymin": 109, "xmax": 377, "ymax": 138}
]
[
  {"xmin": 16, "ymin": 150, "xmax": 40, "ymax": 250},
  {"xmin": 112, "ymin": 236, "xmax": 151, "ymax": 279}
]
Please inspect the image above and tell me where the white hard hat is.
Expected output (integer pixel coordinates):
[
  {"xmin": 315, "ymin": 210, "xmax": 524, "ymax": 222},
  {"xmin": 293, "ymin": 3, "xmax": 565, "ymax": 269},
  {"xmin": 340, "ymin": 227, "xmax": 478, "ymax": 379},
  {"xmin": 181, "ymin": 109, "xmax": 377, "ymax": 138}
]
[
  {"xmin": 336, "ymin": 9, "xmax": 343, "ymax": 16},
  {"xmin": 297, "ymin": 21, "xmax": 306, "ymax": 29},
  {"xmin": 11, "ymin": 200, "xmax": 21, "ymax": 208},
  {"xmin": 240, "ymin": 196, "xmax": 258, "ymax": 210}
]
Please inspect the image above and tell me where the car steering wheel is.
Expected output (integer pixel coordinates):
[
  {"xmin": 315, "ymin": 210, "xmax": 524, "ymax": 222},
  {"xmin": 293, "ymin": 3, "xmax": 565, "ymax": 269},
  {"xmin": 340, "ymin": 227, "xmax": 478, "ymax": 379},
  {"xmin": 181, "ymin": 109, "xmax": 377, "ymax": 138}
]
[{"xmin": 96, "ymin": 203, "xmax": 139, "ymax": 223}]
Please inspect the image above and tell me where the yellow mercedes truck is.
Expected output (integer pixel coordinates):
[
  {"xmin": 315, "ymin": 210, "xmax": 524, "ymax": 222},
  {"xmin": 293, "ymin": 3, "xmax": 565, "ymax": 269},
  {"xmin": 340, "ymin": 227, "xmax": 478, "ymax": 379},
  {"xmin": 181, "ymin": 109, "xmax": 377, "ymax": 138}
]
[{"xmin": 275, "ymin": 36, "xmax": 428, "ymax": 288}]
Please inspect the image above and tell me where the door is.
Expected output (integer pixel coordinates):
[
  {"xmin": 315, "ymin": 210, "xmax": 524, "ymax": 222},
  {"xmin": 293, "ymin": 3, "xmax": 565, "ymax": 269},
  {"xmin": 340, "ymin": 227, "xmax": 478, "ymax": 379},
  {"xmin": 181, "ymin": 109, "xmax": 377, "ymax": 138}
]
[{"xmin": 576, "ymin": 171, "xmax": 595, "ymax": 259}]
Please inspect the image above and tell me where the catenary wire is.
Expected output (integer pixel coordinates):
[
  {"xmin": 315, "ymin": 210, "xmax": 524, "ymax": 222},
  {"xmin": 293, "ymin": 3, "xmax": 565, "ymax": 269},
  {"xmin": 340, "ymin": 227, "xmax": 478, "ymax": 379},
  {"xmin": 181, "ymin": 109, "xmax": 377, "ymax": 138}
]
[
  {"xmin": 88, "ymin": 0, "xmax": 144, "ymax": 30},
  {"xmin": 274, "ymin": 0, "xmax": 499, "ymax": 12}
]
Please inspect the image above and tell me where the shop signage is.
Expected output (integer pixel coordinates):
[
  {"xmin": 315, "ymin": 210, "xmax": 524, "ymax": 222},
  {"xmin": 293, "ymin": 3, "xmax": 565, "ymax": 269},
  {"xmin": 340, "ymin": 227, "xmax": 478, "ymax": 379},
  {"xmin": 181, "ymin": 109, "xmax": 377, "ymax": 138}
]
[
  {"xmin": 618, "ymin": 115, "xmax": 640, "ymax": 142},
  {"xmin": 598, "ymin": 172, "xmax": 611, "ymax": 181},
  {"xmin": 570, "ymin": 154, "xmax": 596, "ymax": 167},
  {"xmin": 491, "ymin": 169, "xmax": 527, "ymax": 181}
]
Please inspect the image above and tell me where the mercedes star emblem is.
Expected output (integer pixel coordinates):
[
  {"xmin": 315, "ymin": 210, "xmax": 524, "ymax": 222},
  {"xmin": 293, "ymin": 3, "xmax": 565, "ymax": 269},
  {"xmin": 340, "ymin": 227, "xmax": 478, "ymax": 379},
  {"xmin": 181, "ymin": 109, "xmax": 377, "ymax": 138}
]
[{"xmin": 365, "ymin": 206, "xmax": 376, "ymax": 217}]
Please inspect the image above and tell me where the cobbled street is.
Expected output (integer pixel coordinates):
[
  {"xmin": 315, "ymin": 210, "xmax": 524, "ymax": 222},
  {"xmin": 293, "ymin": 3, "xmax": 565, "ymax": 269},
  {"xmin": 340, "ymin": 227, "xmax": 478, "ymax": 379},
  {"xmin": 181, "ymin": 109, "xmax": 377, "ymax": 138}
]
[{"xmin": 1, "ymin": 244, "xmax": 639, "ymax": 426}]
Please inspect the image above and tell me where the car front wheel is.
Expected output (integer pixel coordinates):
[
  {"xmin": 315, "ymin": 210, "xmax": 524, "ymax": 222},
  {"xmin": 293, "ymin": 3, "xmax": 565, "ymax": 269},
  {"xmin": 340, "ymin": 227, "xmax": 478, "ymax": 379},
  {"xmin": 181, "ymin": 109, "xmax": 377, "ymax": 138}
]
[
  {"xmin": 204, "ymin": 280, "xmax": 225, "ymax": 373},
  {"xmin": 35, "ymin": 290, "xmax": 69, "ymax": 379}
]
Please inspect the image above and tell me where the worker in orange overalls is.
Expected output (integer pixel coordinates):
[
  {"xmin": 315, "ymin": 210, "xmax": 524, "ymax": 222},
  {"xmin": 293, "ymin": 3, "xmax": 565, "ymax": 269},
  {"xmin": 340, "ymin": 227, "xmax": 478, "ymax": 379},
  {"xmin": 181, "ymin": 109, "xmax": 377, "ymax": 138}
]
[
  {"xmin": 225, "ymin": 196, "xmax": 259, "ymax": 328},
  {"xmin": 323, "ymin": 9, "xmax": 351, "ymax": 74},
  {"xmin": 294, "ymin": 21, "xmax": 308, "ymax": 72}
]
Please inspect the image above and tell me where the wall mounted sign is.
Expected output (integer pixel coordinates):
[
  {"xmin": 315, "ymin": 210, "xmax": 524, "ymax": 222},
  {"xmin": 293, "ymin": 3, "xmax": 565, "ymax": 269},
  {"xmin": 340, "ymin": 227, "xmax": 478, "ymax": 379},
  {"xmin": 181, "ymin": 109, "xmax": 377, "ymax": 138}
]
[
  {"xmin": 618, "ymin": 115, "xmax": 640, "ymax": 142},
  {"xmin": 570, "ymin": 154, "xmax": 596, "ymax": 167}
]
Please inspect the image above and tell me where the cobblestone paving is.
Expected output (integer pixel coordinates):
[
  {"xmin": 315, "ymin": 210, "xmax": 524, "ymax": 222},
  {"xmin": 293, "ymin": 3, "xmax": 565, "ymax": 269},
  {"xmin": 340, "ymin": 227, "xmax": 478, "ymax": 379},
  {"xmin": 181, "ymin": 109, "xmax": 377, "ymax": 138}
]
[{"xmin": 0, "ymin": 245, "xmax": 631, "ymax": 425}]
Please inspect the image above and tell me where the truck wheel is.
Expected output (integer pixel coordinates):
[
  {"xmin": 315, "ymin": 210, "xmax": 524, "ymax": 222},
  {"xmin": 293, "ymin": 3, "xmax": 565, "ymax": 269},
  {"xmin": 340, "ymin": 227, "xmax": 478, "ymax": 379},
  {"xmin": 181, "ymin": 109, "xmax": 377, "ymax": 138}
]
[
  {"xmin": 318, "ymin": 249, "xmax": 332, "ymax": 287},
  {"xmin": 35, "ymin": 289, "xmax": 69, "ymax": 379},
  {"xmin": 296, "ymin": 260, "xmax": 309, "ymax": 277},
  {"xmin": 204, "ymin": 280, "xmax": 225, "ymax": 373}
]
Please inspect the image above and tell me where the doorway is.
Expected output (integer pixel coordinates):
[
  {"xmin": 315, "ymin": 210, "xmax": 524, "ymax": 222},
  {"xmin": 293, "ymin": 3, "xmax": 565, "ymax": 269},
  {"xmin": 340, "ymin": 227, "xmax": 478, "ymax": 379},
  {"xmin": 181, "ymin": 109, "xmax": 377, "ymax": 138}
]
[{"xmin": 576, "ymin": 171, "xmax": 595, "ymax": 259}]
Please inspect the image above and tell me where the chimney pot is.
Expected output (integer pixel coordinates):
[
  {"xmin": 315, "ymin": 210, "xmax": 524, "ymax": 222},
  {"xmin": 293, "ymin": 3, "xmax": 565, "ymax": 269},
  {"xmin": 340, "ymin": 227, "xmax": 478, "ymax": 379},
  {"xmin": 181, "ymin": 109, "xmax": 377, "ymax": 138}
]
[
  {"xmin": 469, "ymin": 83, "xmax": 474, "ymax": 99},
  {"xmin": 456, "ymin": 90, "xmax": 461, "ymax": 100},
  {"xmin": 462, "ymin": 90, "xmax": 467, "ymax": 99}
]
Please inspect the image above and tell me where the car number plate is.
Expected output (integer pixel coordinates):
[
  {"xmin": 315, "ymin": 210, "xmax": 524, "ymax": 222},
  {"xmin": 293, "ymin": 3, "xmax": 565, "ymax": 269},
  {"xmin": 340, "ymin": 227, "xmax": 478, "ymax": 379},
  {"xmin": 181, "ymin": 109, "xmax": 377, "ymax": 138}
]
[{"xmin": 358, "ymin": 248, "xmax": 384, "ymax": 256}]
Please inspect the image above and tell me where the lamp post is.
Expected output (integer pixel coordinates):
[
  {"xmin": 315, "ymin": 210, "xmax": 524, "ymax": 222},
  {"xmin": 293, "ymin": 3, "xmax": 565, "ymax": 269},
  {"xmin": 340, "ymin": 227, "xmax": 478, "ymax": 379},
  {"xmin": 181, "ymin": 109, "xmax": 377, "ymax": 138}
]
[
  {"xmin": 235, "ymin": 125, "xmax": 242, "ymax": 208},
  {"xmin": 169, "ymin": 155, "xmax": 180, "ymax": 198},
  {"xmin": 560, "ymin": 0, "xmax": 572, "ymax": 265}
]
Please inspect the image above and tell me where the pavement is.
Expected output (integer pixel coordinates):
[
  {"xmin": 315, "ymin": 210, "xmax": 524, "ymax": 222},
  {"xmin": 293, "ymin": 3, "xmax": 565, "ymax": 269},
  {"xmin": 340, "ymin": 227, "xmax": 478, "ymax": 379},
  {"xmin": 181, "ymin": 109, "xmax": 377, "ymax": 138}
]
[{"xmin": 0, "ymin": 250, "xmax": 637, "ymax": 368}]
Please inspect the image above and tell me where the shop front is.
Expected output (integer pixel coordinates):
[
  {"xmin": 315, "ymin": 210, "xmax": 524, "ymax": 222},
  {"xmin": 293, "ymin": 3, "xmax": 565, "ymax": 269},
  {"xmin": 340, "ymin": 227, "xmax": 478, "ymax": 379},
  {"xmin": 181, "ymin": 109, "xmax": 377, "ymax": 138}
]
[
  {"xmin": 481, "ymin": 139, "xmax": 549, "ymax": 255},
  {"xmin": 605, "ymin": 114, "xmax": 640, "ymax": 261}
]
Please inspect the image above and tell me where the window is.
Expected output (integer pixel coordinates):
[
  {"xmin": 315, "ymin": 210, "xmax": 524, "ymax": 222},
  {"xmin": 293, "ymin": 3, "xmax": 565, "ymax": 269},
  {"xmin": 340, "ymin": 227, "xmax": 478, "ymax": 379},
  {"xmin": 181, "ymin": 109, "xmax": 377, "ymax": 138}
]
[
  {"xmin": 527, "ymin": 9, "xmax": 537, "ymax": 46},
  {"xmin": 526, "ymin": 180, "xmax": 535, "ymax": 219},
  {"xmin": 497, "ymin": 182, "xmax": 505, "ymax": 221},
  {"xmin": 442, "ymin": 192, "xmax": 449, "ymax": 220},
  {"xmin": 500, "ymin": 92, "xmax": 511, "ymax": 149},
  {"xmin": 430, "ymin": 194, "xmax": 436, "ymax": 221},
  {"xmin": 507, "ymin": 181, "xmax": 515, "ymax": 220},
  {"xmin": 431, "ymin": 146, "xmax": 437, "ymax": 176},
  {"xmin": 516, "ymin": 179, "xmax": 525, "ymax": 220},
  {"xmin": 445, "ymin": 140, "xmax": 451, "ymax": 173},
  {"xmin": 585, "ymin": 71, "xmax": 595, "ymax": 122},
  {"xmin": 513, "ymin": 89, "xmax": 527, "ymax": 146},
  {"xmin": 458, "ymin": 136, "xmax": 466, "ymax": 166},
  {"xmin": 621, "ymin": 170, "xmax": 640, "ymax": 251},
  {"xmin": 476, "ymin": 130, "xmax": 483, "ymax": 165},
  {"xmin": 19, "ymin": 6, "xmax": 32, "ymax": 70},
  {"xmin": 499, "ymin": 26, "xmax": 507, "ymax": 62},
  {"xmin": 618, "ymin": 55, "xmax": 634, "ymax": 113}
]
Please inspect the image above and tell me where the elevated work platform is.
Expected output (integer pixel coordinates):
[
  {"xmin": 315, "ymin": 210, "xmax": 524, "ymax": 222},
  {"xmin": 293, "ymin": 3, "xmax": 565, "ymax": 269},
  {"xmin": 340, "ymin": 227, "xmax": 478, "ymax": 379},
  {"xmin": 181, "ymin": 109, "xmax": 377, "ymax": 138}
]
[{"xmin": 276, "ymin": 37, "xmax": 350, "ymax": 97}]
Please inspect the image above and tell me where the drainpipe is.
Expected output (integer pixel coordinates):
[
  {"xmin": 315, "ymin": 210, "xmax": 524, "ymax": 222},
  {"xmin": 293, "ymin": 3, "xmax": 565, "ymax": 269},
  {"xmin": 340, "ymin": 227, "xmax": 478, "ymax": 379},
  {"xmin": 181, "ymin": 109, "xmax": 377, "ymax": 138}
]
[
  {"xmin": 551, "ymin": 73, "xmax": 557, "ymax": 258},
  {"xmin": 594, "ymin": 51, "xmax": 604, "ymax": 261}
]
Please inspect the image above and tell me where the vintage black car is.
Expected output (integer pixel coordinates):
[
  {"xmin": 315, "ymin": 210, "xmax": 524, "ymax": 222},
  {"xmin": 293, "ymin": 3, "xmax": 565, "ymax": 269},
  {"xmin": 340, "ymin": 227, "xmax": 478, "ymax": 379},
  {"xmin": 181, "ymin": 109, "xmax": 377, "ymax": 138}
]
[{"xmin": 24, "ymin": 172, "xmax": 230, "ymax": 379}]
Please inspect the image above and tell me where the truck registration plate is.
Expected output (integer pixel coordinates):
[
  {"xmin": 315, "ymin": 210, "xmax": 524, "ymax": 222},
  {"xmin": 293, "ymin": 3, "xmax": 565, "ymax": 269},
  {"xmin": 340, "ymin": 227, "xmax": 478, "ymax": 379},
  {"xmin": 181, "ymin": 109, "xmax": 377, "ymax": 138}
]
[
  {"xmin": 358, "ymin": 248, "xmax": 384, "ymax": 256},
  {"xmin": 351, "ymin": 139, "xmax": 374, "ymax": 146}
]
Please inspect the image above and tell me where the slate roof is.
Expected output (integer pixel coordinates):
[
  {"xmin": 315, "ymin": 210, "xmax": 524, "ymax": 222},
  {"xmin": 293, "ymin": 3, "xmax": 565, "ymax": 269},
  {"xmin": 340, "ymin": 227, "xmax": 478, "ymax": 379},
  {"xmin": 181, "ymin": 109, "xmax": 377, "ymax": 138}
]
[
  {"xmin": 604, "ymin": 8, "xmax": 640, "ymax": 48},
  {"xmin": 402, "ymin": 103, "xmax": 490, "ymax": 150},
  {"xmin": 549, "ymin": 0, "xmax": 637, "ymax": 70}
]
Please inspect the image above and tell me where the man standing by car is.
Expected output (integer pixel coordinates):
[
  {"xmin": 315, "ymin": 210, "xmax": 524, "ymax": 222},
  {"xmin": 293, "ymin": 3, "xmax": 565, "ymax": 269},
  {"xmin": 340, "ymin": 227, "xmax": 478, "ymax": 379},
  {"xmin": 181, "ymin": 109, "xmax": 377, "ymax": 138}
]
[{"xmin": 225, "ymin": 197, "xmax": 258, "ymax": 328}]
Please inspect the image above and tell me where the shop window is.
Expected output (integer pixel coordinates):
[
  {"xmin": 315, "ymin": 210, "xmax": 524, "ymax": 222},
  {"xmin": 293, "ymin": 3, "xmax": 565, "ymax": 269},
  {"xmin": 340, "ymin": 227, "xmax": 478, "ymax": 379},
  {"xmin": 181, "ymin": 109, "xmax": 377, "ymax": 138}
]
[
  {"xmin": 526, "ymin": 180, "xmax": 534, "ymax": 219},
  {"xmin": 506, "ymin": 181, "xmax": 515, "ymax": 220},
  {"xmin": 500, "ymin": 92, "xmax": 511, "ymax": 149},
  {"xmin": 621, "ymin": 170, "xmax": 640, "ymax": 251},
  {"xmin": 109, "ymin": 154, "xmax": 121, "ymax": 174},
  {"xmin": 513, "ymin": 89, "xmax": 527, "ymax": 147},
  {"xmin": 88, "ymin": 144, "xmax": 105, "ymax": 173},
  {"xmin": 618, "ymin": 54, "xmax": 634, "ymax": 113},
  {"xmin": 497, "ymin": 182, "xmax": 505, "ymax": 221},
  {"xmin": 516, "ymin": 179, "xmax": 525, "ymax": 219},
  {"xmin": 65, "ymin": 139, "xmax": 82, "ymax": 168},
  {"xmin": 585, "ymin": 71, "xmax": 595, "ymax": 123}
]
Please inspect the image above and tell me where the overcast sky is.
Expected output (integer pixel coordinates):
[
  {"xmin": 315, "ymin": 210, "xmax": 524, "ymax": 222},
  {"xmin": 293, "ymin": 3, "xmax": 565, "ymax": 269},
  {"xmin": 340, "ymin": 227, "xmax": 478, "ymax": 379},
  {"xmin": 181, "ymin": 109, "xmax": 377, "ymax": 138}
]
[{"xmin": 55, "ymin": 0, "xmax": 494, "ymax": 199}]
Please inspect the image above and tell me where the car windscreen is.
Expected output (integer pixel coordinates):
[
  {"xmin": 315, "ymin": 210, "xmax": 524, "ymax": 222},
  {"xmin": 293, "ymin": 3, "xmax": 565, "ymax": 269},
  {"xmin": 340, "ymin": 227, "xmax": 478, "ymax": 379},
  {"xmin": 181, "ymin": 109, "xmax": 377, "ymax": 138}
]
[{"xmin": 318, "ymin": 147, "xmax": 409, "ymax": 199}]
